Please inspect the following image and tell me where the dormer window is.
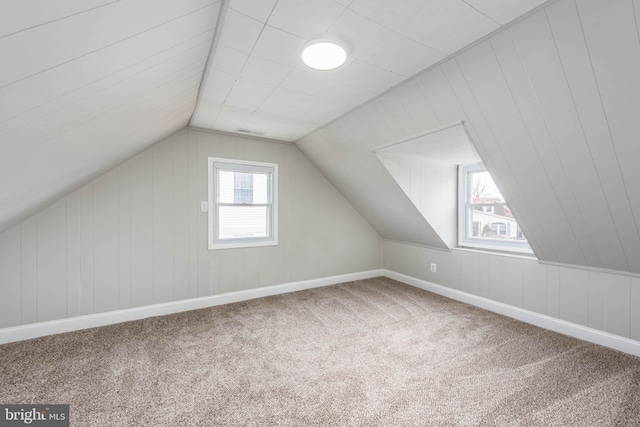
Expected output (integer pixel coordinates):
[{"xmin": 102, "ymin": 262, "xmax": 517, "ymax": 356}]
[{"xmin": 458, "ymin": 163, "xmax": 532, "ymax": 254}]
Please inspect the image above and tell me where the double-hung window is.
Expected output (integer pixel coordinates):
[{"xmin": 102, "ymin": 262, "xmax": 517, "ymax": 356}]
[
  {"xmin": 208, "ymin": 158, "xmax": 278, "ymax": 249},
  {"xmin": 458, "ymin": 163, "xmax": 531, "ymax": 254}
]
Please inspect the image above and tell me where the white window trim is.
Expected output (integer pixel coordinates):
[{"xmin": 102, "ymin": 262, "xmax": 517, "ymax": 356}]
[
  {"xmin": 208, "ymin": 157, "xmax": 278, "ymax": 250},
  {"xmin": 458, "ymin": 163, "xmax": 532, "ymax": 255}
]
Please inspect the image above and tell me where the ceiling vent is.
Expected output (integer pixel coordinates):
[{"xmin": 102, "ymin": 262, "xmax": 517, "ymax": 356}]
[{"xmin": 237, "ymin": 128, "xmax": 265, "ymax": 136}]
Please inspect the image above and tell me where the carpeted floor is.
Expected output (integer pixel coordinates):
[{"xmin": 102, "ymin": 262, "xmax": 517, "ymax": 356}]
[{"xmin": 1, "ymin": 276, "xmax": 639, "ymax": 426}]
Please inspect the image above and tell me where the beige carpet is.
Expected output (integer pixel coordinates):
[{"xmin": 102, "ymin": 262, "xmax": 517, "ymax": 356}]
[{"xmin": 1, "ymin": 277, "xmax": 639, "ymax": 426}]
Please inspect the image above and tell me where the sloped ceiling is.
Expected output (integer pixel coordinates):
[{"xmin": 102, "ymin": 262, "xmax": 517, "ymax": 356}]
[
  {"xmin": 0, "ymin": 0, "xmax": 549, "ymax": 235},
  {"xmin": 190, "ymin": 0, "xmax": 548, "ymax": 141},
  {"xmin": 298, "ymin": 0, "xmax": 640, "ymax": 274},
  {"xmin": 0, "ymin": 0, "xmax": 222, "ymax": 232},
  {"xmin": 376, "ymin": 123, "xmax": 480, "ymax": 166},
  {"xmin": 5, "ymin": 0, "xmax": 638, "ymax": 277}
]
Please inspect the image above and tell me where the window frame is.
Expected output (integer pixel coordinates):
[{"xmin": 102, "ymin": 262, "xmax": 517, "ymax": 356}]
[
  {"xmin": 458, "ymin": 163, "xmax": 532, "ymax": 254},
  {"xmin": 208, "ymin": 157, "xmax": 278, "ymax": 250}
]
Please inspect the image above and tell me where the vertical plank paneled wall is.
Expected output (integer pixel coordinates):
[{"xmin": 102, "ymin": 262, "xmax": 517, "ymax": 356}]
[
  {"xmin": 0, "ymin": 129, "xmax": 382, "ymax": 329},
  {"xmin": 377, "ymin": 153, "xmax": 457, "ymax": 247},
  {"xmin": 384, "ymin": 241, "xmax": 640, "ymax": 342}
]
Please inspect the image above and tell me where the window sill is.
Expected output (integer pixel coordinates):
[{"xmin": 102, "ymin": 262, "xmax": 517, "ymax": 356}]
[
  {"xmin": 456, "ymin": 245, "xmax": 537, "ymax": 260},
  {"xmin": 209, "ymin": 240, "xmax": 278, "ymax": 250}
]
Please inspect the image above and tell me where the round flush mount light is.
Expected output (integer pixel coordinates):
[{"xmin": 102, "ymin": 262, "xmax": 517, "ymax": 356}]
[{"xmin": 302, "ymin": 41, "xmax": 347, "ymax": 71}]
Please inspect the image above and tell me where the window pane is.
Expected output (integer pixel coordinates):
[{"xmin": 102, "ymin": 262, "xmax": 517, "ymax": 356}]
[
  {"xmin": 469, "ymin": 171, "xmax": 506, "ymax": 204},
  {"xmin": 218, "ymin": 206, "xmax": 268, "ymax": 240},
  {"xmin": 252, "ymin": 173, "xmax": 269, "ymax": 204},
  {"xmin": 461, "ymin": 164, "xmax": 531, "ymax": 252},
  {"xmin": 469, "ymin": 208, "xmax": 526, "ymax": 241},
  {"xmin": 218, "ymin": 170, "xmax": 270, "ymax": 204},
  {"xmin": 234, "ymin": 173, "xmax": 253, "ymax": 204},
  {"xmin": 218, "ymin": 170, "xmax": 235, "ymax": 203}
]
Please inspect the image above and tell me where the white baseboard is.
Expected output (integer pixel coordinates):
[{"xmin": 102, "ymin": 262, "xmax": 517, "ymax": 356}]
[
  {"xmin": 0, "ymin": 269, "xmax": 384, "ymax": 345},
  {"xmin": 384, "ymin": 269, "xmax": 640, "ymax": 358},
  {"xmin": 6, "ymin": 268, "xmax": 638, "ymax": 358}
]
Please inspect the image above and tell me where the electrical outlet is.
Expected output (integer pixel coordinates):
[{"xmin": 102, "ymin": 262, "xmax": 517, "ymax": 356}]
[
  {"xmin": 200, "ymin": 201, "xmax": 208, "ymax": 212},
  {"xmin": 430, "ymin": 263, "xmax": 437, "ymax": 273}
]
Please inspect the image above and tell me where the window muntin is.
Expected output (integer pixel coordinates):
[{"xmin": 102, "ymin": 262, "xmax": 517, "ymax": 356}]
[
  {"xmin": 208, "ymin": 158, "xmax": 278, "ymax": 249},
  {"xmin": 459, "ymin": 163, "xmax": 532, "ymax": 254}
]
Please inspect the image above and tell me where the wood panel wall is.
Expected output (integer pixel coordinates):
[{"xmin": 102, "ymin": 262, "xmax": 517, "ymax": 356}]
[
  {"xmin": 0, "ymin": 129, "xmax": 382, "ymax": 328},
  {"xmin": 299, "ymin": 0, "xmax": 640, "ymax": 275},
  {"xmin": 377, "ymin": 153, "xmax": 457, "ymax": 247},
  {"xmin": 384, "ymin": 241, "xmax": 640, "ymax": 342}
]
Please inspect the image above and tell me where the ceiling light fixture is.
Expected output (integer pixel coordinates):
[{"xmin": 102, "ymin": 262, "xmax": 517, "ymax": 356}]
[{"xmin": 302, "ymin": 41, "xmax": 347, "ymax": 71}]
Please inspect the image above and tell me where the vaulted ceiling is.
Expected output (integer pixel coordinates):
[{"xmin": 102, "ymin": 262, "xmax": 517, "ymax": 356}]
[
  {"xmin": 5, "ymin": 0, "xmax": 640, "ymax": 276},
  {"xmin": 0, "ymin": 0, "xmax": 547, "ymax": 234},
  {"xmin": 0, "ymin": 0, "xmax": 222, "ymax": 232}
]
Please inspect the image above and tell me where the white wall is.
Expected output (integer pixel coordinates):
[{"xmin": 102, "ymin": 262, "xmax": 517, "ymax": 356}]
[
  {"xmin": 298, "ymin": 0, "xmax": 640, "ymax": 275},
  {"xmin": 384, "ymin": 241, "xmax": 640, "ymax": 343},
  {"xmin": 294, "ymin": 0, "xmax": 640, "ymax": 348},
  {"xmin": 377, "ymin": 153, "xmax": 457, "ymax": 247},
  {"xmin": 0, "ymin": 128, "xmax": 382, "ymax": 329},
  {"xmin": 445, "ymin": 0, "xmax": 640, "ymax": 273}
]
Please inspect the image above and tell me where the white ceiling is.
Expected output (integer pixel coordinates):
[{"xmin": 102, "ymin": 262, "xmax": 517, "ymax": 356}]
[
  {"xmin": 0, "ymin": 0, "xmax": 547, "ymax": 233},
  {"xmin": 0, "ymin": 0, "xmax": 221, "ymax": 232},
  {"xmin": 190, "ymin": 0, "xmax": 548, "ymax": 141},
  {"xmin": 376, "ymin": 123, "xmax": 480, "ymax": 165}
]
